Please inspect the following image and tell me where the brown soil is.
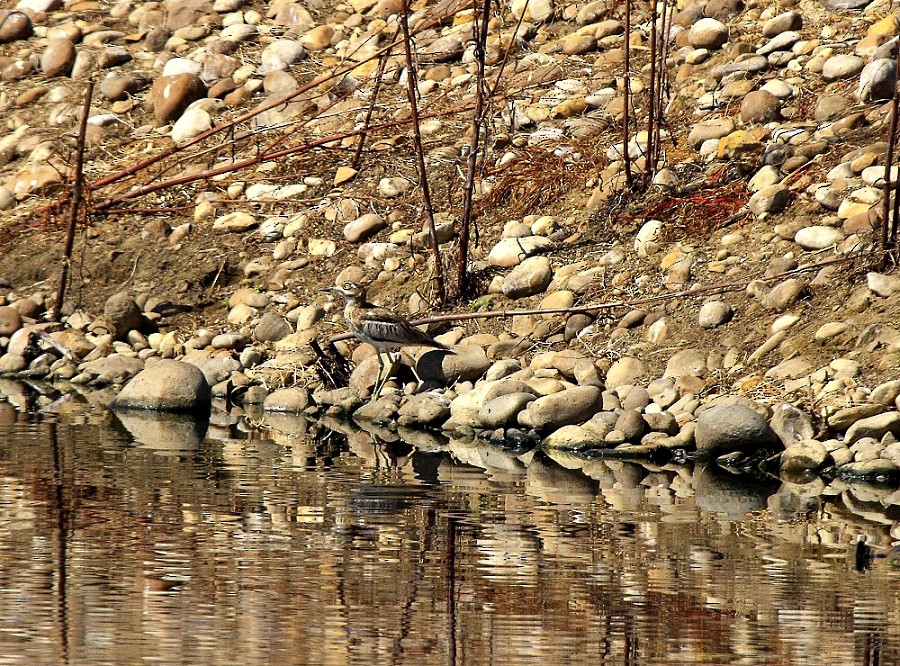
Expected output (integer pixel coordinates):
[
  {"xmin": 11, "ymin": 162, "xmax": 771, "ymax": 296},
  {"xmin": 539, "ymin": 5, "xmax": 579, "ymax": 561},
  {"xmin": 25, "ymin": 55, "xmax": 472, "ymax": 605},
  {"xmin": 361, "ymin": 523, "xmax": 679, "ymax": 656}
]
[{"xmin": 1, "ymin": 0, "xmax": 898, "ymax": 410}]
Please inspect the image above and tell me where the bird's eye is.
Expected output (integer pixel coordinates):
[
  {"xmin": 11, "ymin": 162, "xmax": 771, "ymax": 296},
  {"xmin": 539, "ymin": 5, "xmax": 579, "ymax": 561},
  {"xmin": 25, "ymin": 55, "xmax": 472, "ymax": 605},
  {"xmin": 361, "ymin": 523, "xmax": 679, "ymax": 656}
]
[{"xmin": 343, "ymin": 282, "xmax": 353, "ymax": 290}]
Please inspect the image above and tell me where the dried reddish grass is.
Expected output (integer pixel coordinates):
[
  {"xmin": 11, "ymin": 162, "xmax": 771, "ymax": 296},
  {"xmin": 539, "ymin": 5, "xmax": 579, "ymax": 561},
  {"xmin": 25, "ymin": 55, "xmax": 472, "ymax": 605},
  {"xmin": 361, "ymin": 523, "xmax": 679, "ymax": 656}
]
[{"xmin": 641, "ymin": 170, "xmax": 750, "ymax": 241}]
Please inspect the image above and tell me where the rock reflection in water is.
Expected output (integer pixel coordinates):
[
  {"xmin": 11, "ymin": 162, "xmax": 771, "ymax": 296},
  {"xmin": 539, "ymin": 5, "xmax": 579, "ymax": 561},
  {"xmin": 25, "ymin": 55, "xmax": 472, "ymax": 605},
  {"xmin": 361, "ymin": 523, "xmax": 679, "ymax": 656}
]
[{"xmin": 0, "ymin": 402, "xmax": 897, "ymax": 664}]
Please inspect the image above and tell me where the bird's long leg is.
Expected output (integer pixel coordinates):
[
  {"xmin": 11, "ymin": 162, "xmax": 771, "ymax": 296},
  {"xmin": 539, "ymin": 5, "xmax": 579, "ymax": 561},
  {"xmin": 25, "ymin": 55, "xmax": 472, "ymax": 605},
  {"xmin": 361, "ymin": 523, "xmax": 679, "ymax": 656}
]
[
  {"xmin": 409, "ymin": 354, "xmax": 426, "ymax": 392},
  {"xmin": 373, "ymin": 350, "xmax": 385, "ymax": 399}
]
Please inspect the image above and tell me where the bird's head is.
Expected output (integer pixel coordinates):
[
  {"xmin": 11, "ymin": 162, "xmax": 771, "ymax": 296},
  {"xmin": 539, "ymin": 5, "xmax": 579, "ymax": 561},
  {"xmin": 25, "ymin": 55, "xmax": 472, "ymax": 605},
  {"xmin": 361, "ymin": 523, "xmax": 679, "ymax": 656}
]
[{"xmin": 320, "ymin": 280, "xmax": 365, "ymax": 302}]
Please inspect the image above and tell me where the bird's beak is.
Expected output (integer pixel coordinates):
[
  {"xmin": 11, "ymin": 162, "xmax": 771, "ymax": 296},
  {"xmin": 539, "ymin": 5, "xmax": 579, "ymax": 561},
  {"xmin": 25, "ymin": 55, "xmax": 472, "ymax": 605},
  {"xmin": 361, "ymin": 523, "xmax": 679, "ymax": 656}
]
[{"xmin": 320, "ymin": 286, "xmax": 337, "ymax": 293}]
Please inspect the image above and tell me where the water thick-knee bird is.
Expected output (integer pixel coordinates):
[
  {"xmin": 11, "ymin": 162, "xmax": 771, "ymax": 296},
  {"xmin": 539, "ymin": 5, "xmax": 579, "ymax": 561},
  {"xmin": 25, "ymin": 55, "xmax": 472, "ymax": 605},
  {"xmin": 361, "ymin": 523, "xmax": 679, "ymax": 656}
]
[{"xmin": 321, "ymin": 281, "xmax": 448, "ymax": 396}]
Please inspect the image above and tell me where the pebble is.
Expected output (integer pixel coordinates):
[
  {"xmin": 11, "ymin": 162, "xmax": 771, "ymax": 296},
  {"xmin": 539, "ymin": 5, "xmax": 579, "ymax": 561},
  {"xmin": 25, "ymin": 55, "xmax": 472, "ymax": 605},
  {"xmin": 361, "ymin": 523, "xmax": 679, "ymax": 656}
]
[
  {"xmin": 8, "ymin": 165, "xmax": 67, "ymax": 200},
  {"xmin": 749, "ymin": 185, "xmax": 791, "ymax": 216},
  {"xmin": 698, "ymin": 301, "xmax": 733, "ymax": 329},
  {"xmin": 398, "ymin": 393, "xmax": 451, "ymax": 426},
  {"xmin": 758, "ymin": 31, "xmax": 801, "ymax": 56},
  {"xmin": 562, "ymin": 34, "xmax": 596, "ymax": 55},
  {"xmin": 518, "ymin": 385, "xmax": 603, "ymax": 432},
  {"xmin": 344, "ymin": 213, "xmax": 386, "ymax": 243},
  {"xmin": 867, "ymin": 272, "xmax": 900, "ymax": 297},
  {"xmin": 542, "ymin": 424, "xmax": 607, "ymax": 451},
  {"xmin": 838, "ymin": 187, "xmax": 881, "ymax": 219},
  {"xmin": 254, "ymin": 313, "xmax": 293, "ymax": 342},
  {"xmin": 688, "ymin": 18, "xmax": 729, "ymax": 50},
  {"xmin": 845, "ymin": 412, "xmax": 900, "ymax": 445},
  {"xmin": 815, "ymin": 94, "xmax": 852, "ymax": 121},
  {"xmin": 664, "ymin": 348, "xmax": 706, "ymax": 379},
  {"xmin": 259, "ymin": 40, "xmax": 306, "ymax": 73},
  {"xmin": 794, "ymin": 226, "xmax": 844, "ymax": 250},
  {"xmin": 479, "ymin": 392, "xmax": 537, "ymax": 428},
  {"xmin": 748, "ymin": 166, "xmax": 782, "ymax": 192},
  {"xmin": 214, "ymin": 211, "xmax": 258, "ymax": 233},
  {"xmin": 162, "ymin": 58, "xmax": 202, "ymax": 77},
  {"xmin": 770, "ymin": 403, "xmax": 814, "ymax": 445},
  {"xmin": 635, "ymin": 220, "xmax": 662, "ymax": 257},
  {"xmin": 710, "ymin": 56, "xmax": 767, "ymax": 81},
  {"xmin": 605, "ymin": 357, "xmax": 647, "ymax": 389},
  {"xmin": 749, "ymin": 278, "xmax": 805, "ymax": 311},
  {"xmin": 502, "ymin": 256, "xmax": 552, "ymax": 299},
  {"xmin": 113, "ymin": 360, "xmax": 211, "ymax": 412},
  {"xmin": 378, "ymin": 177, "xmax": 413, "ymax": 198},
  {"xmin": 781, "ymin": 440, "xmax": 830, "ymax": 473},
  {"xmin": 822, "ymin": 54, "xmax": 864, "ymax": 81},
  {"xmin": 0, "ymin": 11, "xmax": 32, "ymax": 43},
  {"xmin": 687, "ymin": 119, "xmax": 734, "ymax": 148},
  {"xmin": 861, "ymin": 165, "xmax": 898, "ymax": 187},
  {"xmin": 171, "ymin": 107, "xmax": 212, "ymax": 143},
  {"xmin": 488, "ymin": 236, "xmax": 554, "ymax": 268},
  {"xmin": 104, "ymin": 293, "xmax": 145, "ymax": 341},
  {"xmin": 419, "ymin": 346, "xmax": 491, "ymax": 385},
  {"xmin": 741, "ymin": 91, "xmax": 781, "ymax": 124},
  {"xmin": 263, "ymin": 387, "xmax": 310, "ymax": 413},
  {"xmin": 152, "ymin": 73, "xmax": 207, "ymax": 124},
  {"xmin": 99, "ymin": 73, "xmax": 143, "ymax": 101},
  {"xmin": 815, "ymin": 322, "xmax": 848, "ymax": 341},
  {"xmin": 41, "ymin": 38, "xmax": 76, "ymax": 78},
  {"xmin": 510, "ymin": 0, "xmax": 554, "ymax": 23},
  {"xmin": 763, "ymin": 11, "xmax": 801, "ymax": 38},
  {"xmin": 717, "ymin": 130, "xmax": 761, "ymax": 159},
  {"xmin": 859, "ymin": 58, "xmax": 896, "ymax": 101},
  {"xmin": 299, "ymin": 25, "xmax": 334, "ymax": 51},
  {"xmin": 0, "ymin": 307, "xmax": 22, "ymax": 336}
]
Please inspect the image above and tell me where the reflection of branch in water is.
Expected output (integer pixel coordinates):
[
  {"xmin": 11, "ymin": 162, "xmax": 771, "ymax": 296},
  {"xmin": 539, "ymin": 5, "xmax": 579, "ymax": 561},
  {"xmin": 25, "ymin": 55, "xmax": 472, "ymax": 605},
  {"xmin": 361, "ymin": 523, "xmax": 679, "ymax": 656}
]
[
  {"xmin": 49, "ymin": 422, "xmax": 71, "ymax": 666},
  {"xmin": 447, "ymin": 515, "xmax": 457, "ymax": 666},
  {"xmin": 394, "ymin": 508, "xmax": 437, "ymax": 663}
]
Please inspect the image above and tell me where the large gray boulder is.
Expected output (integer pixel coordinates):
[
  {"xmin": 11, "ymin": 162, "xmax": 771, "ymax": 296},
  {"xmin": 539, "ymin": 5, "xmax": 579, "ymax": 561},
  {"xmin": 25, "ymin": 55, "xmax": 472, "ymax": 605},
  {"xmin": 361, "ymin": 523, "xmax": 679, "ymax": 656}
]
[
  {"xmin": 104, "ymin": 292, "xmax": 147, "ymax": 341},
  {"xmin": 518, "ymin": 385, "xmax": 603, "ymax": 432},
  {"xmin": 695, "ymin": 403, "xmax": 781, "ymax": 454},
  {"xmin": 113, "ymin": 359, "xmax": 211, "ymax": 412}
]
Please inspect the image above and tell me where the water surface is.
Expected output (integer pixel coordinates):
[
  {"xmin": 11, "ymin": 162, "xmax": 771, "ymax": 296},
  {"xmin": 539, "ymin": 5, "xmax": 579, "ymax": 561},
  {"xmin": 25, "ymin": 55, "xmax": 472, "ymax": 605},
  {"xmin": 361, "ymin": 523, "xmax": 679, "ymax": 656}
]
[{"xmin": 0, "ymin": 394, "xmax": 896, "ymax": 665}]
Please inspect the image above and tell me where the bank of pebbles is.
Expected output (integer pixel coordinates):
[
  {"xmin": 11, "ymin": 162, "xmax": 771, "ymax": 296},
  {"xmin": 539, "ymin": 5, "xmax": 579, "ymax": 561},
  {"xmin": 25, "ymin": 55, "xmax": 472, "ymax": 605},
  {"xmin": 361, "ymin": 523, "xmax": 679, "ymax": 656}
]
[{"xmin": 3, "ymin": 0, "xmax": 900, "ymax": 489}]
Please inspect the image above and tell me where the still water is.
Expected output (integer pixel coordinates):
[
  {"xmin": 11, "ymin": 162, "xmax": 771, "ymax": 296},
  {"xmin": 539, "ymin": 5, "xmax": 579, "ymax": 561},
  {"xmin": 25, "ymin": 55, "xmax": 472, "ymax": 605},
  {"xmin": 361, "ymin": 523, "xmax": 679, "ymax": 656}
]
[{"xmin": 0, "ymin": 390, "xmax": 897, "ymax": 665}]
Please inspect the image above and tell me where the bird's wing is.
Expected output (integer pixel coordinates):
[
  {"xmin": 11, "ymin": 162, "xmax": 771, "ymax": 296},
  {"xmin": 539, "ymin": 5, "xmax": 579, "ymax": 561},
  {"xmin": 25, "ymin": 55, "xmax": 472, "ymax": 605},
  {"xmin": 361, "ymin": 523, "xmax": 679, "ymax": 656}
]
[{"xmin": 357, "ymin": 306, "xmax": 446, "ymax": 348}]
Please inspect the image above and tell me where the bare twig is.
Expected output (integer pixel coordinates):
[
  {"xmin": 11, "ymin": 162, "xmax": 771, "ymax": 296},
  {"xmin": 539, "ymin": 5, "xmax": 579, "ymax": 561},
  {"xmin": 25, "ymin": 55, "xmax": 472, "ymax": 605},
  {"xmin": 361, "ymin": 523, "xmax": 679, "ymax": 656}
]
[
  {"xmin": 206, "ymin": 257, "xmax": 227, "ymax": 297},
  {"xmin": 656, "ymin": 0, "xmax": 674, "ymax": 165},
  {"xmin": 52, "ymin": 80, "xmax": 93, "ymax": 322},
  {"xmin": 489, "ymin": 3, "xmax": 527, "ymax": 98},
  {"xmin": 646, "ymin": 0, "xmax": 658, "ymax": 189},
  {"xmin": 92, "ymin": 106, "xmax": 472, "ymax": 212},
  {"xmin": 622, "ymin": 0, "xmax": 633, "ymax": 189},
  {"xmin": 888, "ymin": 23, "xmax": 900, "ymax": 257},
  {"xmin": 325, "ymin": 254, "xmax": 866, "ymax": 344},
  {"xmin": 884, "ymin": 98, "xmax": 897, "ymax": 251},
  {"xmin": 352, "ymin": 25, "xmax": 401, "ymax": 171},
  {"xmin": 80, "ymin": 3, "xmax": 474, "ymax": 202},
  {"xmin": 400, "ymin": 0, "xmax": 446, "ymax": 306},
  {"xmin": 457, "ymin": 0, "xmax": 491, "ymax": 301}
]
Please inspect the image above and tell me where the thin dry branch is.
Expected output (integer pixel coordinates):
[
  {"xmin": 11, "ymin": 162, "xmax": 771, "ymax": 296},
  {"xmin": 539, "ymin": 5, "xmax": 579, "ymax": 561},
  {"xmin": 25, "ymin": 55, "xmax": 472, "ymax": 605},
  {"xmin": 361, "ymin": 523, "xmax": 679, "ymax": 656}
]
[
  {"xmin": 52, "ymin": 80, "xmax": 93, "ymax": 322},
  {"xmin": 400, "ymin": 0, "xmax": 446, "ymax": 306},
  {"xmin": 86, "ymin": 4, "xmax": 474, "ymax": 195},
  {"xmin": 457, "ymin": 0, "xmax": 492, "ymax": 301},
  {"xmin": 622, "ymin": 0, "xmax": 633, "ymax": 189},
  {"xmin": 352, "ymin": 26, "xmax": 401, "ymax": 171},
  {"xmin": 324, "ymin": 253, "xmax": 865, "ymax": 344},
  {"xmin": 92, "ymin": 105, "xmax": 474, "ymax": 212},
  {"xmin": 885, "ymin": 21, "xmax": 900, "ymax": 254}
]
